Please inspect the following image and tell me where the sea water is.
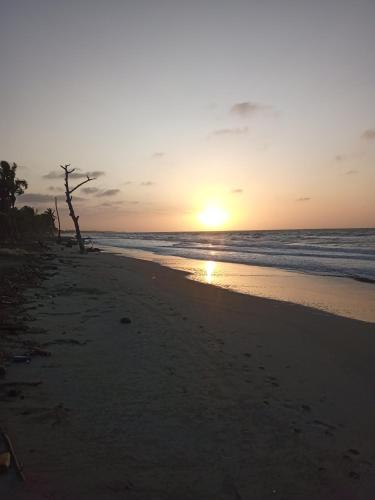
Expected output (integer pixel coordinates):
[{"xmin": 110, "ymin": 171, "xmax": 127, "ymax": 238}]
[{"xmin": 88, "ymin": 229, "xmax": 375, "ymax": 323}]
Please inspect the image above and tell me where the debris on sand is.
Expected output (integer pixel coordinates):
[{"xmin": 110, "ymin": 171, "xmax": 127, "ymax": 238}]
[
  {"xmin": 12, "ymin": 355, "xmax": 31, "ymax": 364},
  {"xmin": 6, "ymin": 389, "xmax": 22, "ymax": 398},
  {"xmin": 120, "ymin": 317, "xmax": 132, "ymax": 324},
  {"xmin": 0, "ymin": 452, "xmax": 11, "ymax": 473},
  {"xmin": 0, "ymin": 426, "xmax": 26, "ymax": 480},
  {"xmin": 29, "ymin": 347, "xmax": 51, "ymax": 357},
  {"xmin": 42, "ymin": 338, "xmax": 88, "ymax": 347}
]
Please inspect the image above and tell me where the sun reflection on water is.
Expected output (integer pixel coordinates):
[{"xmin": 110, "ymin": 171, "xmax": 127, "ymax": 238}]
[{"xmin": 204, "ymin": 260, "xmax": 216, "ymax": 284}]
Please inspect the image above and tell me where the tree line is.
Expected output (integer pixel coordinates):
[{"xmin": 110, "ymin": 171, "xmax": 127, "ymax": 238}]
[
  {"xmin": 1, "ymin": 161, "xmax": 96, "ymax": 252},
  {"xmin": 0, "ymin": 161, "xmax": 56, "ymax": 244}
]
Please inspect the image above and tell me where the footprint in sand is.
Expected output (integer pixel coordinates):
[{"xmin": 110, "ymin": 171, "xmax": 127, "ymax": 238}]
[
  {"xmin": 349, "ymin": 471, "xmax": 360, "ymax": 480},
  {"xmin": 348, "ymin": 448, "xmax": 360, "ymax": 456}
]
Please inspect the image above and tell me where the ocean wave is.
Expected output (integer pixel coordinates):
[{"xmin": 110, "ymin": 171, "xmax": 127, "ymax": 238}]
[{"xmin": 89, "ymin": 228, "xmax": 375, "ymax": 282}]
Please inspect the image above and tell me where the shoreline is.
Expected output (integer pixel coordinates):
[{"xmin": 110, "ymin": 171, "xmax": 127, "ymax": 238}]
[
  {"xmin": 99, "ymin": 245, "xmax": 375, "ymax": 324},
  {"xmin": 1, "ymin": 246, "xmax": 375, "ymax": 499},
  {"xmin": 88, "ymin": 227, "xmax": 375, "ymax": 284}
]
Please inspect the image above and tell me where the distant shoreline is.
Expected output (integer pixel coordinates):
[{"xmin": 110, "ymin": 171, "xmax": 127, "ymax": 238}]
[{"xmin": 80, "ymin": 227, "xmax": 375, "ymax": 233}]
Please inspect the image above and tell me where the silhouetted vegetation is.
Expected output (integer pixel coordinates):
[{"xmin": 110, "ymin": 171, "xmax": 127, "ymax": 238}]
[
  {"xmin": 0, "ymin": 161, "xmax": 28, "ymax": 212},
  {"xmin": 0, "ymin": 161, "xmax": 56, "ymax": 245},
  {"xmin": 0, "ymin": 206, "xmax": 56, "ymax": 244}
]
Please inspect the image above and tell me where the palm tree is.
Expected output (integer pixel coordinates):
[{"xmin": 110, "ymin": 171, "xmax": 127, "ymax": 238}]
[
  {"xmin": 40, "ymin": 208, "xmax": 57, "ymax": 235},
  {"xmin": 0, "ymin": 161, "xmax": 28, "ymax": 211}
]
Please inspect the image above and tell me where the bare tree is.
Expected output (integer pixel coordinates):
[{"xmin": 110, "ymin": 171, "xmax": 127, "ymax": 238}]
[
  {"xmin": 54, "ymin": 196, "xmax": 61, "ymax": 243},
  {"xmin": 60, "ymin": 164, "xmax": 95, "ymax": 253}
]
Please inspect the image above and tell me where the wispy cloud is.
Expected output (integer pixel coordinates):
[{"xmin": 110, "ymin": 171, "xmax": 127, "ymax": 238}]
[
  {"xmin": 296, "ymin": 197, "xmax": 311, "ymax": 202},
  {"xmin": 20, "ymin": 193, "xmax": 84, "ymax": 203},
  {"xmin": 82, "ymin": 187, "xmax": 99, "ymax": 194},
  {"xmin": 43, "ymin": 169, "xmax": 105, "ymax": 180},
  {"xmin": 231, "ymin": 188, "xmax": 243, "ymax": 194},
  {"xmin": 213, "ymin": 127, "xmax": 248, "ymax": 136},
  {"xmin": 43, "ymin": 171, "xmax": 64, "ymax": 180},
  {"xmin": 230, "ymin": 101, "xmax": 270, "ymax": 117},
  {"xmin": 70, "ymin": 170, "xmax": 105, "ymax": 179},
  {"xmin": 47, "ymin": 186, "xmax": 63, "ymax": 192},
  {"xmin": 99, "ymin": 200, "xmax": 128, "ymax": 208},
  {"xmin": 152, "ymin": 152, "xmax": 165, "ymax": 158},
  {"xmin": 140, "ymin": 181, "xmax": 156, "ymax": 186},
  {"xmin": 335, "ymin": 154, "xmax": 345, "ymax": 162},
  {"xmin": 95, "ymin": 189, "xmax": 120, "ymax": 197},
  {"xmin": 123, "ymin": 181, "xmax": 132, "ymax": 185},
  {"xmin": 345, "ymin": 169, "xmax": 358, "ymax": 175},
  {"xmin": 361, "ymin": 129, "xmax": 375, "ymax": 141}
]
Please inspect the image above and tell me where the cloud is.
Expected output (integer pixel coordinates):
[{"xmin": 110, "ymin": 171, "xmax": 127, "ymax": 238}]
[
  {"xmin": 43, "ymin": 169, "xmax": 105, "ymax": 179},
  {"xmin": 345, "ymin": 169, "xmax": 358, "ymax": 175},
  {"xmin": 19, "ymin": 193, "xmax": 56, "ymax": 203},
  {"xmin": 81, "ymin": 187, "xmax": 99, "ymax": 194},
  {"xmin": 152, "ymin": 152, "xmax": 165, "ymax": 158},
  {"xmin": 43, "ymin": 171, "xmax": 64, "ymax": 179},
  {"xmin": 99, "ymin": 200, "xmax": 124, "ymax": 207},
  {"xmin": 296, "ymin": 197, "xmax": 311, "ymax": 202},
  {"xmin": 19, "ymin": 193, "xmax": 84, "ymax": 203},
  {"xmin": 230, "ymin": 101, "xmax": 270, "ymax": 117},
  {"xmin": 95, "ymin": 189, "xmax": 120, "ymax": 197},
  {"xmin": 361, "ymin": 129, "xmax": 375, "ymax": 141},
  {"xmin": 123, "ymin": 181, "xmax": 132, "ymax": 185},
  {"xmin": 47, "ymin": 186, "xmax": 63, "ymax": 192},
  {"xmin": 213, "ymin": 127, "xmax": 248, "ymax": 136},
  {"xmin": 72, "ymin": 170, "xmax": 105, "ymax": 179},
  {"xmin": 140, "ymin": 181, "xmax": 155, "ymax": 186},
  {"xmin": 335, "ymin": 155, "xmax": 344, "ymax": 162},
  {"xmin": 231, "ymin": 188, "xmax": 243, "ymax": 194}
]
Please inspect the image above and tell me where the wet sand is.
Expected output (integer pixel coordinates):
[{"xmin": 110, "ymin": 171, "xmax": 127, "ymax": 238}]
[
  {"xmin": 1, "ymin": 247, "xmax": 375, "ymax": 499},
  {"xmin": 101, "ymin": 246, "xmax": 375, "ymax": 323}
]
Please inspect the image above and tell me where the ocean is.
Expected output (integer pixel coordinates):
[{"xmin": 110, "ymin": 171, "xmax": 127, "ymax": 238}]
[
  {"xmin": 90, "ymin": 228, "xmax": 375, "ymax": 283},
  {"xmin": 87, "ymin": 228, "xmax": 375, "ymax": 322}
]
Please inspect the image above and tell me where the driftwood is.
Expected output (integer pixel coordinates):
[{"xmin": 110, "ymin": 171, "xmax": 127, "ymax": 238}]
[
  {"xmin": 0, "ymin": 426, "xmax": 25, "ymax": 481},
  {"xmin": 60, "ymin": 164, "xmax": 95, "ymax": 253},
  {"xmin": 0, "ymin": 451, "xmax": 11, "ymax": 472}
]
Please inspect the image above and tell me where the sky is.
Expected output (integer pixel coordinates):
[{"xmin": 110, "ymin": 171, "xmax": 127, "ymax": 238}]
[{"xmin": 1, "ymin": 0, "xmax": 374, "ymax": 231}]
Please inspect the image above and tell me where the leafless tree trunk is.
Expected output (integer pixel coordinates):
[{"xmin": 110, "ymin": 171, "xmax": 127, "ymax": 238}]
[
  {"xmin": 60, "ymin": 164, "xmax": 95, "ymax": 254},
  {"xmin": 54, "ymin": 196, "xmax": 62, "ymax": 244}
]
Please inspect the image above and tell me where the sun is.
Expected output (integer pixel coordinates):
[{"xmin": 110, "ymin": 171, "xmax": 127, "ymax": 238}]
[{"xmin": 197, "ymin": 204, "xmax": 229, "ymax": 228}]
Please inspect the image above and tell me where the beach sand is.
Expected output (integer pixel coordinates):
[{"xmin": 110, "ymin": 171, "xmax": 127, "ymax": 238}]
[{"xmin": 1, "ymin": 247, "xmax": 375, "ymax": 499}]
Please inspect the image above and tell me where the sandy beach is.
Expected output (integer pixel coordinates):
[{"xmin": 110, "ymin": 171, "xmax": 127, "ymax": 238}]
[{"xmin": 1, "ymin": 246, "xmax": 375, "ymax": 499}]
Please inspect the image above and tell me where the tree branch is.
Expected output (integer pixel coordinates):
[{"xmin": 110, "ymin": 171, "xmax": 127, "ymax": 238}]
[
  {"xmin": 60, "ymin": 164, "xmax": 76, "ymax": 175},
  {"xmin": 69, "ymin": 175, "xmax": 96, "ymax": 194}
]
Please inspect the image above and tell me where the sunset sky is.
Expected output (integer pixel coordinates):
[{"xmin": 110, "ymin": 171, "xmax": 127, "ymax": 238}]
[{"xmin": 1, "ymin": 0, "xmax": 374, "ymax": 231}]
